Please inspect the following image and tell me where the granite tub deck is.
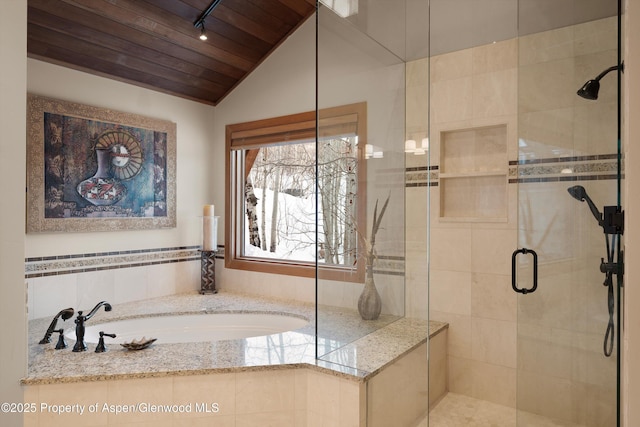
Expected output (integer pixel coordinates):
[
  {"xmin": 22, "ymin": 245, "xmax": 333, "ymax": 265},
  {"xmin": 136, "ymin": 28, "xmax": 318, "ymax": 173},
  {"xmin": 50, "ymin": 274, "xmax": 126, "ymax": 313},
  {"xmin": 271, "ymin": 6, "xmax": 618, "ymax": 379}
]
[{"xmin": 25, "ymin": 291, "xmax": 447, "ymax": 385}]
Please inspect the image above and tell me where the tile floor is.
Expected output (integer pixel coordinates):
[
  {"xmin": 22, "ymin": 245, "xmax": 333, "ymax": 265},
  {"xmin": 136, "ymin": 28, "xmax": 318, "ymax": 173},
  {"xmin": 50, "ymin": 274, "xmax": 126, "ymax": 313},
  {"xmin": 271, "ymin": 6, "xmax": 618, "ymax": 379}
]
[{"xmin": 421, "ymin": 393, "xmax": 584, "ymax": 427}]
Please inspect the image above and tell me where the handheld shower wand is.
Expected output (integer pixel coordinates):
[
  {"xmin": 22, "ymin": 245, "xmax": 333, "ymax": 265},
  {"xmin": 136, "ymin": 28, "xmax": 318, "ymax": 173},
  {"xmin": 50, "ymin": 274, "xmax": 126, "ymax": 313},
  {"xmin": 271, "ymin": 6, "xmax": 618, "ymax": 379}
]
[
  {"xmin": 567, "ymin": 185, "xmax": 623, "ymax": 357},
  {"xmin": 567, "ymin": 185, "xmax": 603, "ymax": 227},
  {"xmin": 39, "ymin": 308, "xmax": 74, "ymax": 344}
]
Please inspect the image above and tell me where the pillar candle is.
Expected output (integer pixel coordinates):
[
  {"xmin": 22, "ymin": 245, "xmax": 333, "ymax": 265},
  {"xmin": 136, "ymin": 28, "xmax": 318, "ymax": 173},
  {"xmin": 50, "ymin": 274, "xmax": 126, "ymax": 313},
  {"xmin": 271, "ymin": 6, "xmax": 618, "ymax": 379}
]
[{"xmin": 203, "ymin": 204, "xmax": 215, "ymax": 217}]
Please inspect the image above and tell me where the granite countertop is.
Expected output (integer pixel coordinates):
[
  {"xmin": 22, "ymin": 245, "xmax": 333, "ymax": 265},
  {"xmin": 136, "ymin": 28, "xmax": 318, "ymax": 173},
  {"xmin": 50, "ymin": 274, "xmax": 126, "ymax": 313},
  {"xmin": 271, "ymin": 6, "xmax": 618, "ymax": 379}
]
[{"xmin": 24, "ymin": 292, "xmax": 447, "ymax": 385}]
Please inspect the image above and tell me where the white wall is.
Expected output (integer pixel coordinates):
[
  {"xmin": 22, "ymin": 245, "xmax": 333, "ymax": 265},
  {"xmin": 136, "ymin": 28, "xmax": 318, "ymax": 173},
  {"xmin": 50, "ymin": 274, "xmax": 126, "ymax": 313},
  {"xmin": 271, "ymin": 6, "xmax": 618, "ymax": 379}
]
[
  {"xmin": 0, "ymin": 1, "xmax": 27, "ymax": 426},
  {"xmin": 214, "ymin": 13, "xmax": 408, "ymax": 313},
  {"xmin": 212, "ymin": 17, "xmax": 317, "ymax": 301},
  {"xmin": 25, "ymin": 60, "xmax": 216, "ymax": 256}
]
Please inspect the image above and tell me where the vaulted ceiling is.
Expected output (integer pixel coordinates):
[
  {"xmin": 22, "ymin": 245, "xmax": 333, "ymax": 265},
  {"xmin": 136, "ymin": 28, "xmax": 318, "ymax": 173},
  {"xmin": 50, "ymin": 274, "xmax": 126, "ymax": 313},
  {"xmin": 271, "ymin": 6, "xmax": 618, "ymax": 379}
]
[{"xmin": 27, "ymin": 0, "xmax": 316, "ymax": 106}]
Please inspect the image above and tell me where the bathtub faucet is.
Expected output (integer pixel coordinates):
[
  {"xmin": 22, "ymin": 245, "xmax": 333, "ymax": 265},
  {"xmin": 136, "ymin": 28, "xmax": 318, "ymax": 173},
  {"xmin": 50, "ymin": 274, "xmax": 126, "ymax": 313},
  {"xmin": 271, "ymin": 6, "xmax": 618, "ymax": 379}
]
[{"xmin": 72, "ymin": 301, "xmax": 112, "ymax": 352}]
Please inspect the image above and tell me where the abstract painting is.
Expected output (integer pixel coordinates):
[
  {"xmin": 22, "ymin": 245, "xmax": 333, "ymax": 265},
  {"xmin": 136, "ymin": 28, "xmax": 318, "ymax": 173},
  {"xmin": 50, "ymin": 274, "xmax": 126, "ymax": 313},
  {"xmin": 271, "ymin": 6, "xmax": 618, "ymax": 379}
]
[{"xmin": 27, "ymin": 94, "xmax": 176, "ymax": 233}]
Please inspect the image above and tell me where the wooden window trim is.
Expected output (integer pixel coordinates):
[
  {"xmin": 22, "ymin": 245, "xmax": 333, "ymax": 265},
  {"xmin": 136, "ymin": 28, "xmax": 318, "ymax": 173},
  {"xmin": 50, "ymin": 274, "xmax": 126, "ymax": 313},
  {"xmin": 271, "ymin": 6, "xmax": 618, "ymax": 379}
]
[{"xmin": 225, "ymin": 102, "xmax": 367, "ymax": 282}]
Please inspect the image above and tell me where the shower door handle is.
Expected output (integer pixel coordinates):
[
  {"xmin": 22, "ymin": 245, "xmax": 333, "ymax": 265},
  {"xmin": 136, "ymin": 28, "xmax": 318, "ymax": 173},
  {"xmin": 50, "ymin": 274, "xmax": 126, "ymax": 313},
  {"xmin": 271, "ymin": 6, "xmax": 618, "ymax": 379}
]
[{"xmin": 511, "ymin": 248, "xmax": 538, "ymax": 294}]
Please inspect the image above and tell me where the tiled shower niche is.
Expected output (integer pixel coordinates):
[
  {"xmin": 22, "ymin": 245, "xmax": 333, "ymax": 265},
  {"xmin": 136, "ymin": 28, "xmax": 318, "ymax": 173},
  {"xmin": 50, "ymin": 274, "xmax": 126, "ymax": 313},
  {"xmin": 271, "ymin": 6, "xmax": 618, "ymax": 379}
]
[{"xmin": 439, "ymin": 124, "xmax": 508, "ymax": 221}]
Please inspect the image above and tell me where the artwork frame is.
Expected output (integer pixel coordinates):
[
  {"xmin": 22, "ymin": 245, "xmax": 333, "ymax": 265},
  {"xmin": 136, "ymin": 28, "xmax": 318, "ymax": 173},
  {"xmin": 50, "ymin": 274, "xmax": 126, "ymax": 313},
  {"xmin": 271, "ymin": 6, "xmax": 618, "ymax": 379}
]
[{"xmin": 26, "ymin": 94, "xmax": 177, "ymax": 233}]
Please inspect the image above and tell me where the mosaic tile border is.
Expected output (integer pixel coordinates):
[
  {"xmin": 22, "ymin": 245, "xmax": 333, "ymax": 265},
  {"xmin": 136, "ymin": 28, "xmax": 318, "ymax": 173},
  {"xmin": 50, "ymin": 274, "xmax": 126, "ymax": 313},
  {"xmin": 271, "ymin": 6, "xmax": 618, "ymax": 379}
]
[
  {"xmin": 25, "ymin": 246, "xmax": 225, "ymax": 278},
  {"xmin": 406, "ymin": 166, "xmax": 439, "ymax": 187},
  {"xmin": 373, "ymin": 255, "xmax": 406, "ymax": 277},
  {"xmin": 406, "ymin": 154, "xmax": 623, "ymax": 186},
  {"xmin": 25, "ymin": 246, "xmax": 406, "ymax": 278},
  {"xmin": 511, "ymin": 154, "xmax": 623, "ymax": 184}
]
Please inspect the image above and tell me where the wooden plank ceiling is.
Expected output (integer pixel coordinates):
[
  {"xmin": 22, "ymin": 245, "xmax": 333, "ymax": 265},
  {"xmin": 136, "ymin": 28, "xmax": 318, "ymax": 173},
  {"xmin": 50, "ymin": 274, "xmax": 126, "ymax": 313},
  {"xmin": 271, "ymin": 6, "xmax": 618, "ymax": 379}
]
[{"xmin": 27, "ymin": 0, "xmax": 316, "ymax": 106}]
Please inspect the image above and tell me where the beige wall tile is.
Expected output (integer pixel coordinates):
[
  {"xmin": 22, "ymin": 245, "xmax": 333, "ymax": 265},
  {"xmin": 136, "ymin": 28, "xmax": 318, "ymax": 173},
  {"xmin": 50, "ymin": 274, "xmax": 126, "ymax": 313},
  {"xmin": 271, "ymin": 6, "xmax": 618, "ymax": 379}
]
[
  {"xmin": 519, "ymin": 26, "xmax": 574, "ymax": 66},
  {"xmin": 472, "ymin": 69, "xmax": 517, "ymax": 118},
  {"xmin": 431, "ymin": 77, "xmax": 473, "ymax": 124},
  {"xmin": 471, "ymin": 228, "xmax": 515, "ymax": 275},
  {"xmin": 429, "ymin": 228, "xmax": 472, "ymax": 272},
  {"xmin": 236, "ymin": 369, "xmax": 296, "ymax": 415},
  {"xmin": 307, "ymin": 370, "xmax": 341, "ymax": 423},
  {"xmin": 448, "ymin": 355, "xmax": 473, "ymax": 396},
  {"xmin": 431, "ymin": 49, "xmax": 473, "ymax": 83},
  {"xmin": 429, "ymin": 270, "xmax": 471, "ymax": 315},
  {"xmin": 472, "ymin": 39, "xmax": 518, "ymax": 74},
  {"xmin": 36, "ymin": 380, "xmax": 109, "ymax": 427},
  {"xmin": 236, "ymin": 411, "xmax": 295, "ymax": 427},
  {"xmin": 519, "ymin": 58, "xmax": 575, "ymax": 114},
  {"xmin": 471, "ymin": 317, "xmax": 517, "ymax": 368},
  {"xmin": 23, "ymin": 385, "xmax": 39, "ymax": 427},
  {"xmin": 471, "ymin": 360, "xmax": 516, "ymax": 408},
  {"xmin": 407, "ymin": 58, "xmax": 429, "ymax": 88},
  {"xmin": 574, "ymin": 17, "xmax": 618, "ymax": 57},
  {"xmin": 519, "ymin": 107, "xmax": 575, "ymax": 154},
  {"xmin": 338, "ymin": 379, "xmax": 361, "ymax": 427},
  {"xmin": 118, "ymin": 420, "xmax": 173, "ymax": 427},
  {"xmin": 430, "ymin": 310, "xmax": 472, "ymax": 358},
  {"xmin": 174, "ymin": 416, "xmax": 236, "ymax": 427},
  {"xmin": 429, "ymin": 331, "xmax": 448, "ymax": 408},
  {"xmin": 106, "ymin": 377, "xmax": 173, "ymax": 425},
  {"xmin": 367, "ymin": 343, "xmax": 428, "ymax": 427},
  {"xmin": 172, "ymin": 373, "xmax": 235, "ymax": 419},
  {"xmin": 471, "ymin": 273, "xmax": 516, "ymax": 322}
]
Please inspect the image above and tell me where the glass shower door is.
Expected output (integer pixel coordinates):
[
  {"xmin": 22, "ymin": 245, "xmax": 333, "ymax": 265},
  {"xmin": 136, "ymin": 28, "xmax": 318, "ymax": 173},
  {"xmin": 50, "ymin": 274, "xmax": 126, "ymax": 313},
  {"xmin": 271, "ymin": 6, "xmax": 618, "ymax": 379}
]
[{"xmin": 514, "ymin": 4, "xmax": 622, "ymax": 425}]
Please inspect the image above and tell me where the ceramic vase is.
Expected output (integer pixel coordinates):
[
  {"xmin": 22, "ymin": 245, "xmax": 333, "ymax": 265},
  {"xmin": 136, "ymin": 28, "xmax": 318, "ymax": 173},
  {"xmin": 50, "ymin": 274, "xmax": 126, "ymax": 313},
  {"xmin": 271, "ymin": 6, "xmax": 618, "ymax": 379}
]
[
  {"xmin": 358, "ymin": 265, "xmax": 382, "ymax": 320},
  {"xmin": 77, "ymin": 148, "xmax": 126, "ymax": 206}
]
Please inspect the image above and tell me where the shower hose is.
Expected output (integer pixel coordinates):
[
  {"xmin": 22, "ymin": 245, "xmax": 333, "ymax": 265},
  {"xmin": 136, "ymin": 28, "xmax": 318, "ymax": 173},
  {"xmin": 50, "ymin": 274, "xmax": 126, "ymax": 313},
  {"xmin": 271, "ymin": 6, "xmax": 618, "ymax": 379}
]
[{"xmin": 603, "ymin": 234, "xmax": 616, "ymax": 358}]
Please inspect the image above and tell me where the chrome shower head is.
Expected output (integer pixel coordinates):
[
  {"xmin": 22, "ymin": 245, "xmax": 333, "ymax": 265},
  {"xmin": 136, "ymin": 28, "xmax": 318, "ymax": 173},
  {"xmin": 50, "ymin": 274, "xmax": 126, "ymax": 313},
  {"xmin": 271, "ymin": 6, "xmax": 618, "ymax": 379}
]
[
  {"xmin": 567, "ymin": 185, "xmax": 603, "ymax": 226},
  {"xmin": 577, "ymin": 63, "xmax": 623, "ymax": 100}
]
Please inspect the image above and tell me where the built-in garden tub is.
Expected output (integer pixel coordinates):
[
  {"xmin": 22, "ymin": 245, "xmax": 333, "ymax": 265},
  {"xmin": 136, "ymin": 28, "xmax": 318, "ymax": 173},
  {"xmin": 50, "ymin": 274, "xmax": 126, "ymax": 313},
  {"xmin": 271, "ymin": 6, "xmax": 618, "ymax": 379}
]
[
  {"xmin": 68, "ymin": 312, "xmax": 310, "ymax": 345},
  {"xmin": 23, "ymin": 292, "xmax": 447, "ymax": 426}
]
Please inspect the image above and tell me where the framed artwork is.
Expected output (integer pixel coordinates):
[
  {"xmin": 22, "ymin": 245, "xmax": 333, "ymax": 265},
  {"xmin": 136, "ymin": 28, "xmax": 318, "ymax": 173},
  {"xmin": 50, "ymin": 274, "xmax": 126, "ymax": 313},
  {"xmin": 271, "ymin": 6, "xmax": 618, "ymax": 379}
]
[{"xmin": 26, "ymin": 94, "xmax": 177, "ymax": 233}]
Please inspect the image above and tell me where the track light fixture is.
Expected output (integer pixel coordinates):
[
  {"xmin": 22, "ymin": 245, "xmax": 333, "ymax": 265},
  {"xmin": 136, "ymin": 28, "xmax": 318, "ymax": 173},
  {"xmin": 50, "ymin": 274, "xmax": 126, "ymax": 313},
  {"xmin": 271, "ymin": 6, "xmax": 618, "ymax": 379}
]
[
  {"xmin": 199, "ymin": 25, "xmax": 208, "ymax": 41},
  {"xmin": 194, "ymin": 0, "xmax": 222, "ymax": 40}
]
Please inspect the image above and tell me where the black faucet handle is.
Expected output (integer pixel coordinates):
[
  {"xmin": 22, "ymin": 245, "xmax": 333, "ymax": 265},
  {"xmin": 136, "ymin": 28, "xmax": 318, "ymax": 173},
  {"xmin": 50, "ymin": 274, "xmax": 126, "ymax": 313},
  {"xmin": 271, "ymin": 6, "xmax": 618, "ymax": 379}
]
[
  {"xmin": 54, "ymin": 329, "xmax": 67, "ymax": 350},
  {"xmin": 95, "ymin": 331, "xmax": 116, "ymax": 353}
]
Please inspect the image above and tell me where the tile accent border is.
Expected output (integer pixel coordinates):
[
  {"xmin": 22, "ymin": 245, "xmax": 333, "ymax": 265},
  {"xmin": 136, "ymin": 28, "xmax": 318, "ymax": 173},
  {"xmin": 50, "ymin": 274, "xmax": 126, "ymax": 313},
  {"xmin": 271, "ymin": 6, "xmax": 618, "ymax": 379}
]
[
  {"xmin": 406, "ymin": 166, "xmax": 439, "ymax": 187},
  {"xmin": 511, "ymin": 154, "xmax": 623, "ymax": 184},
  {"xmin": 374, "ymin": 255, "xmax": 406, "ymax": 276},
  {"xmin": 25, "ymin": 246, "xmax": 225, "ymax": 278},
  {"xmin": 406, "ymin": 154, "xmax": 623, "ymax": 187},
  {"xmin": 25, "ymin": 246, "xmax": 404, "ymax": 278}
]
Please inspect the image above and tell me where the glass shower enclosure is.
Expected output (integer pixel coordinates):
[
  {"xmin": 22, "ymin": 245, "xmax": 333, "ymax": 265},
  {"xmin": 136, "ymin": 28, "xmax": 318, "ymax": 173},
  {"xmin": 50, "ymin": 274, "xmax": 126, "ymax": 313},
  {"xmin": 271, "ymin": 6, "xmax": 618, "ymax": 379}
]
[
  {"xmin": 314, "ymin": 1, "xmax": 430, "ymax": 425},
  {"xmin": 428, "ymin": 0, "xmax": 622, "ymax": 426},
  {"xmin": 314, "ymin": 0, "xmax": 622, "ymax": 426},
  {"xmin": 314, "ymin": 1, "xmax": 411, "ymax": 364}
]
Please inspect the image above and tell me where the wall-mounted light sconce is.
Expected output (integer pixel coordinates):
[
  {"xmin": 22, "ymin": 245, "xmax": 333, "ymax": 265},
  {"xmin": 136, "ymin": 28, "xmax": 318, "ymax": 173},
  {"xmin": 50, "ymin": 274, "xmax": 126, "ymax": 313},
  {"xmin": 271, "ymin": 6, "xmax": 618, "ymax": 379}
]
[
  {"xmin": 414, "ymin": 138, "xmax": 429, "ymax": 155},
  {"xmin": 194, "ymin": 0, "xmax": 222, "ymax": 40},
  {"xmin": 365, "ymin": 143, "xmax": 384, "ymax": 159},
  {"xmin": 404, "ymin": 139, "xmax": 417, "ymax": 153},
  {"xmin": 405, "ymin": 136, "xmax": 428, "ymax": 155}
]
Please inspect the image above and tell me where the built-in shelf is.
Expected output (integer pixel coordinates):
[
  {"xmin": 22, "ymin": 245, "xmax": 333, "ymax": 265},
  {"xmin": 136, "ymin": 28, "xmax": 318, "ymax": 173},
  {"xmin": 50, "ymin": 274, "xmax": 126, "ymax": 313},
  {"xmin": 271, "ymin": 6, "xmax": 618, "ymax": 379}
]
[{"xmin": 439, "ymin": 124, "xmax": 508, "ymax": 221}]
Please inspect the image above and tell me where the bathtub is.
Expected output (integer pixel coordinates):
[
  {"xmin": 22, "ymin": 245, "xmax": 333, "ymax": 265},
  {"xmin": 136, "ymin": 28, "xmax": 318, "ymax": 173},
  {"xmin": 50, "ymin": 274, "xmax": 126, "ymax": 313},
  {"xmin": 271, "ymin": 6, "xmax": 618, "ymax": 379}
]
[{"xmin": 65, "ymin": 312, "xmax": 310, "ymax": 345}]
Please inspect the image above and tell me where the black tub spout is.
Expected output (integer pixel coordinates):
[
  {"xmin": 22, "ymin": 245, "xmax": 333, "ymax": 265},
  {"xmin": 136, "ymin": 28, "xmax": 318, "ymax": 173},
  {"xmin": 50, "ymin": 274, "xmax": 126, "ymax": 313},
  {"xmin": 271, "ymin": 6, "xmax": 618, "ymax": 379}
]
[{"xmin": 72, "ymin": 301, "xmax": 112, "ymax": 352}]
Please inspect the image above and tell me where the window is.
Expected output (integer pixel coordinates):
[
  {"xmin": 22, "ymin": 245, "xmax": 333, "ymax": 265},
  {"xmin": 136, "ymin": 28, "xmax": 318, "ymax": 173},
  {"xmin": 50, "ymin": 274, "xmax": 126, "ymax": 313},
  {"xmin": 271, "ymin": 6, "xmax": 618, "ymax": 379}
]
[{"xmin": 225, "ymin": 103, "xmax": 367, "ymax": 281}]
